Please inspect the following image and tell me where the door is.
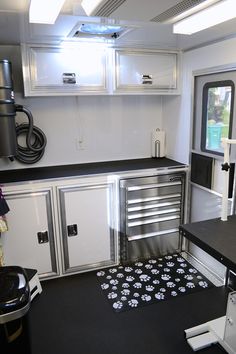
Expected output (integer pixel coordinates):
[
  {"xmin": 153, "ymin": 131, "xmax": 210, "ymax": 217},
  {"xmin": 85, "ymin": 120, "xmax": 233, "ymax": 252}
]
[
  {"xmin": 1, "ymin": 188, "xmax": 58, "ymax": 278},
  {"xmin": 191, "ymin": 70, "xmax": 236, "ymax": 222},
  {"xmin": 58, "ymin": 181, "xmax": 117, "ymax": 274},
  {"xmin": 189, "ymin": 70, "xmax": 236, "ymax": 279}
]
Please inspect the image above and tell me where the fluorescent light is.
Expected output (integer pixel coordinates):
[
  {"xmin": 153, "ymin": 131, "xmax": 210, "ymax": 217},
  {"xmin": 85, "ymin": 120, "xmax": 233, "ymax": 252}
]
[
  {"xmin": 29, "ymin": 0, "xmax": 66, "ymax": 24},
  {"xmin": 81, "ymin": 0, "xmax": 104, "ymax": 16},
  {"xmin": 173, "ymin": 0, "xmax": 236, "ymax": 35}
]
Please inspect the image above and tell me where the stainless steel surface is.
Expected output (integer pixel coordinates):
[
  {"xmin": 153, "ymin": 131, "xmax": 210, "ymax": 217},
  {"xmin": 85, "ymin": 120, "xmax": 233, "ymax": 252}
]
[{"xmin": 120, "ymin": 172, "xmax": 186, "ymax": 263}]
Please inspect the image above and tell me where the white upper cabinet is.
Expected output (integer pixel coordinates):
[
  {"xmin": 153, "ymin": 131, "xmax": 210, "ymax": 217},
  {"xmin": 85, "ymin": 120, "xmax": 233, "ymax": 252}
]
[
  {"xmin": 21, "ymin": 44, "xmax": 180, "ymax": 96},
  {"xmin": 21, "ymin": 44, "xmax": 108, "ymax": 96},
  {"xmin": 114, "ymin": 49, "xmax": 179, "ymax": 94}
]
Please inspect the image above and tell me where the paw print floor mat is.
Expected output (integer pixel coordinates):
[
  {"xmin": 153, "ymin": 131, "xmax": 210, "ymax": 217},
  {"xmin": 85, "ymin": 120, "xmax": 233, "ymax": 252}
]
[{"xmin": 97, "ymin": 254, "xmax": 214, "ymax": 312}]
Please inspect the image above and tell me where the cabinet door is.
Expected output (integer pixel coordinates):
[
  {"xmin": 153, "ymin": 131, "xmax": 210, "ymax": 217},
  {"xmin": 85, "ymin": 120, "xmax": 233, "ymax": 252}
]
[
  {"xmin": 115, "ymin": 50, "xmax": 178, "ymax": 92},
  {"xmin": 58, "ymin": 182, "xmax": 117, "ymax": 274},
  {"xmin": 1, "ymin": 189, "xmax": 58, "ymax": 278},
  {"xmin": 22, "ymin": 44, "xmax": 107, "ymax": 96}
]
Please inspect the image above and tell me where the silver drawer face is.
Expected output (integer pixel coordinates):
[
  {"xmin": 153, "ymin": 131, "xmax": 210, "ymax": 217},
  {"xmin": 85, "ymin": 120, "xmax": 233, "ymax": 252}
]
[{"xmin": 120, "ymin": 172, "xmax": 186, "ymax": 263}]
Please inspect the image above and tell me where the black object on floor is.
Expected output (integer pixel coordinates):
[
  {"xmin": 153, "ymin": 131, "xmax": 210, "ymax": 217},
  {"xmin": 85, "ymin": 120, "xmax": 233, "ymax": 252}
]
[{"xmin": 97, "ymin": 254, "xmax": 214, "ymax": 312}]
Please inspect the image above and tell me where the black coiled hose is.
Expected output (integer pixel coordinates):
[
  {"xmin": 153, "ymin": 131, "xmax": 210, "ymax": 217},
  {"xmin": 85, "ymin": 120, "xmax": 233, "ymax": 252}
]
[{"xmin": 15, "ymin": 104, "xmax": 47, "ymax": 164}]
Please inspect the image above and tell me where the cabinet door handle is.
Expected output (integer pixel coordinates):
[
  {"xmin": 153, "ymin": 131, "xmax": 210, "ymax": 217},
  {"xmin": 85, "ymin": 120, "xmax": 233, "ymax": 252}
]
[
  {"xmin": 67, "ymin": 224, "xmax": 78, "ymax": 237},
  {"xmin": 37, "ymin": 231, "xmax": 49, "ymax": 244}
]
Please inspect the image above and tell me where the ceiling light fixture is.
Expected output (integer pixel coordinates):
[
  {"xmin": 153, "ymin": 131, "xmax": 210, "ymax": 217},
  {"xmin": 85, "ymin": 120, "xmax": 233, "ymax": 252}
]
[
  {"xmin": 81, "ymin": 0, "xmax": 105, "ymax": 16},
  {"xmin": 173, "ymin": 0, "xmax": 236, "ymax": 35},
  {"xmin": 29, "ymin": 0, "xmax": 66, "ymax": 24}
]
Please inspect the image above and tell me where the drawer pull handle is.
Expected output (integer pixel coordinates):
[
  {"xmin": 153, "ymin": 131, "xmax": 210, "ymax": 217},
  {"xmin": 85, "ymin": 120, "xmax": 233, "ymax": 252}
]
[{"xmin": 128, "ymin": 214, "xmax": 180, "ymax": 227}]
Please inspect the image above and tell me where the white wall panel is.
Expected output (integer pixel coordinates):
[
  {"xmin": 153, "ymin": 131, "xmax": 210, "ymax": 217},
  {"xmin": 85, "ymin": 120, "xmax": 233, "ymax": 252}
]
[{"xmin": 0, "ymin": 46, "xmax": 162, "ymax": 170}]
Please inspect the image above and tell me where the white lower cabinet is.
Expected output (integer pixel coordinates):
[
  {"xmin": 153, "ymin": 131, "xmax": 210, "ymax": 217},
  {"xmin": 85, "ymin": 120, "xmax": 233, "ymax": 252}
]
[
  {"xmin": 1, "ymin": 188, "xmax": 58, "ymax": 278},
  {"xmin": 58, "ymin": 181, "xmax": 117, "ymax": 274},
  {"xmin": 1, "ymin": 176, "xmax": 118, "ymax": 279}
]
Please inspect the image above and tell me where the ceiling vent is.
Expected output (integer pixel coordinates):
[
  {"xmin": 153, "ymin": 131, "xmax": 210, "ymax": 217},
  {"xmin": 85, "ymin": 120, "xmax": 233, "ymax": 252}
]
[
  {"xmin": 94, "ymin": 0, "xmax": 127, "ymax": 17},
  {"xmin": 150, "ymin": 0, "xmax": 221, "ymax": 23},
  {"xmin": 68, "ymin": 22, "xmax": 133, "ymax": 41}
]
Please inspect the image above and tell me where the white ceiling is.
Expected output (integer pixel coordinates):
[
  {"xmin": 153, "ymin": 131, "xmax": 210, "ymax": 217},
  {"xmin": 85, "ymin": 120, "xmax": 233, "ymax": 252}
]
[{"xmin": 0, "ymin": 0, "xmax": 236, "ymax": 51}]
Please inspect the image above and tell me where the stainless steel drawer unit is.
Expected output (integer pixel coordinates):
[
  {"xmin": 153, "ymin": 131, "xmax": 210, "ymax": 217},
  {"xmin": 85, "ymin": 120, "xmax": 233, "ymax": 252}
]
[{"xmin": 120, "ymin": 172, "xmax": 186, "ymax": 263}]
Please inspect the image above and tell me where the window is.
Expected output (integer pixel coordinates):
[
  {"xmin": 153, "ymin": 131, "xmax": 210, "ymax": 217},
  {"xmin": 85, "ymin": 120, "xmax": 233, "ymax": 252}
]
[{"xmin": 201, "ymin": 80, "xmax": 234, "ymax": 155}]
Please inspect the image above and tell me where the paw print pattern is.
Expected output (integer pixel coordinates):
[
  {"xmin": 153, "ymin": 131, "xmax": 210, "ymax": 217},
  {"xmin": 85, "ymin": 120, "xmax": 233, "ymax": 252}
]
[
  {"xmin": 109, "ymin": 268, "xmax": 117, "ymax": 274},
  {"xmin": 177, "ymin": 268, "xmax": 185, "ymax": 274},
  {"xmin": 163, "ymin": 268, "xmax": 171, "ymax": 273},
  {"xmin": 101, "ymin": 283, "xmax": 109, "ymax": 290},
  {"xmin": 180, "ymin": 263, "xmax": 187, "ymax": 268},
  {"xmin": 112, "ymin": 286, "xmax": 118, "ymax": 291},
  {"xmin": 166, "ymin": 262, "xmax": 175, "ymax": 267},
  {"xmin": 199, "ymin": 281, "xmax": 209, "ymax": 288},
  {"xmin": 141, "ymin": 294, "xmax": 152, "ymax": 302},
  {"xmin": 140, "ymin": 274, "xmax": 151, "ymax": 282},
  {"xmin": 97, "ymin": 271, "xmax": 105, "ymax": 277},
  {"xmin": 108, "ymin": 292, "xmax": 118, "ymax": 299},
  {"xmin": 133, "ymin": 282, "xmax": 142, "ymax": 289},
  {"xmin": 184, "ymin": 274, "xmax": 194, "ymax": 280},
  {"xmin": 106, "ymin": 275, "xmax": 112, "ymax": 280},
  {"xmin": 165, "ymin": 255, "xmax": 173, "ymax": 260},
  {"xmin": 166, "ymin": 282, "xmax": 176, "ymax": 288},
  {"xmin": 189, "ymin": 268, "xmax": 198, "ymax": 274},
  {"xmin": 121, "ymin": 296, "xmax": 127, "ymax": 301},
  {"xmin": 153, "ymin": 279, "xmax": 160, "ymax": 285},
  {"xmin": 135, "ymin": 269, "xmax": 142, "ymax": 274},
  {"xmin": 121, "ymin": 289, "xmax": 130, "ymax": 296},
  {"xmin": 110, "ymin": 279, "xmax": 118, "ymax": 285},
  {"xmin": 133, "ymin": 292, "xmax": 140, "ymax": 298},
  {"xmin": 186, "ymin": 282, "xmax": 195, "ymax": 288},
  {"xmin": 128, "ymin": 299, "xmax": 139, "ymax": 308},
  {"xmin": 177, "ymin": 257, "xmax": 185, "ymax": 262},
  {"xmin": 151, "ymin": 269, "xmax": 159, "ymax": 275},
  {"xmin": 145, "ymin": 264, "xmax": 153, "ymax": 269},
  {"xmin": 122, "ymin": 283, "xmax": 130, "ymax": 288},
  {"xmin": 125, "ymin": 267, "xmax": 133, "ymax": 272},
  {"xmin": 113, "ymin": 301, "xmax": 123, "ymax": 310},
  {"xmin": 158, "ymin": 264, "xmax": 163, "ymax": 268},
  {"xmin": 197, "ymin": 275, "xmax": 203, "ymax": 280},
  {"xmin": 146, "ymin": 285, "xmax": 155, "ymax": 292},
  {"xmin": 160, "ymin": 288, "xmax": 166, "ymax": 293},
  {"xmin": 171, "ymin": 291, "xmax": 178, "ymax": 297},
  {"xmin": 161, "ymin": 274, "xmax": 171, "ymax": 281},
  {"xmin": 117, "ymin": 273, "xmax": 124, "ymax": 278},
  {"xmin": 126, "ymin": 276, "xmax": 135, "ymax": 282},
  {"xmin": 178, "ymin": 287, "xmax": 186, "ymax": 293},
  {"xmin": 175, "ymin": 278, "xmax": 181, "ymax": 282},
  {"xmin": 155, "ymin": 292, "xmax": 165, "ymax": 300},
  {"xmin": 135, "ymin": 262, "xmax": 143, "ymax": 267},
  {"xmin": 149, "ymin": 259, "xmax": 157, "ymax": 264}
]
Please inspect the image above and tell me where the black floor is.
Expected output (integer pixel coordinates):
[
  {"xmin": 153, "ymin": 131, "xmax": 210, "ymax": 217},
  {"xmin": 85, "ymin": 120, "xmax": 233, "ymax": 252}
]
[{"xmin": 28, "ymin": 271, "xmax": 229, "ymax": 354}]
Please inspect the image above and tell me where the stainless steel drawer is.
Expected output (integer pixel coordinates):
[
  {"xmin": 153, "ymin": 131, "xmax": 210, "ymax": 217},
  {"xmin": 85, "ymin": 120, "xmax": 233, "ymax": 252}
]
[{"xmin": 120, "ymin": 172, "xmax": 186, "ymax": 263}]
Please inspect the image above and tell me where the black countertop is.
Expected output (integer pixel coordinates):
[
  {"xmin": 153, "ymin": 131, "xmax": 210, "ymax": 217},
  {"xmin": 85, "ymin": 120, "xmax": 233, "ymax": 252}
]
[
  {"xmin": 0, "ymin": 158, "xmax": 186, "ymax": 183},
  {"xmin": 180, "ymin": 215, "xmax": 236, "ymax": 273}
]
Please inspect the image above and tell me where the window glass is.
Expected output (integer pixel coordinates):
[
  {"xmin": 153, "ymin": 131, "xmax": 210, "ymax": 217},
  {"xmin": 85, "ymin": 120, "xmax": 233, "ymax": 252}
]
[{"xmin": 201, "ymin": 81, "xmax": 234, "ymax": 155}]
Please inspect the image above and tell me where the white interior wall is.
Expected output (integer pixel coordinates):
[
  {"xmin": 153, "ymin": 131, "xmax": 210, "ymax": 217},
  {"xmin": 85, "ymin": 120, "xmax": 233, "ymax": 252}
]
[{"xmin": 0, "ymin": 45, "xmax": 163, "ymax": 170}]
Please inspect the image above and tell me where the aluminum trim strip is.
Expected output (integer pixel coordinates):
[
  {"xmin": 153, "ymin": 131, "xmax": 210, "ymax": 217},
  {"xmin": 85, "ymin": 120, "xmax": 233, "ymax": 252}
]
[
  {"xmin": 127, "ymin": 228, "xmax": 179, "ymax": 241},
  {"xmin": 127, "ymin": 181, "xmax": 181, "ymax": 191},
  {"xmin": 127, "ymin": 193, "xmax": 181, "ymax": 205},
  {"xmin": 127, "ymin": 214, "xmax": 180, "ymax": 227},
  {"xmin": 127, "ymin": 207, "xmax": 180, "ymax": 220},
  {"xmin": 127, "ymin": 200, "xmax": 180, "ymax": 212}
]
